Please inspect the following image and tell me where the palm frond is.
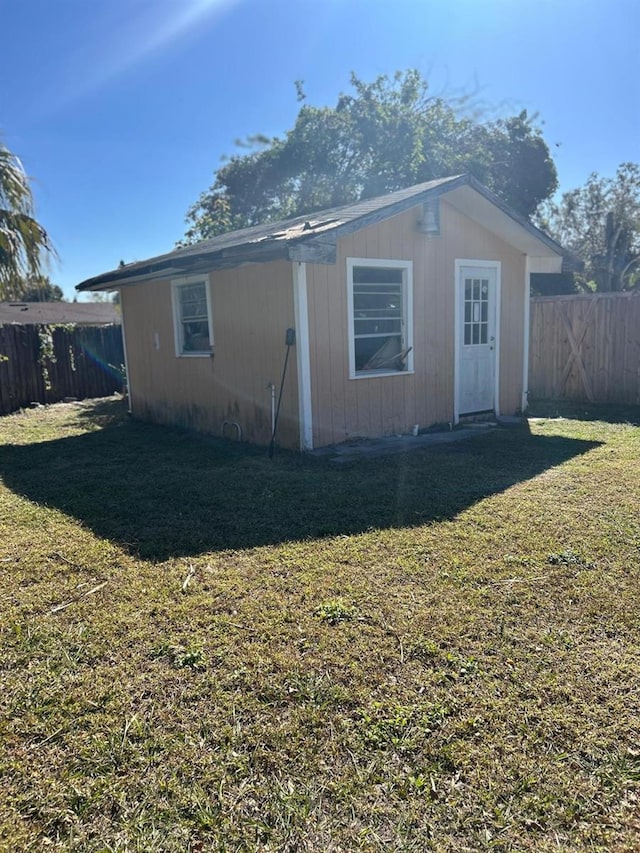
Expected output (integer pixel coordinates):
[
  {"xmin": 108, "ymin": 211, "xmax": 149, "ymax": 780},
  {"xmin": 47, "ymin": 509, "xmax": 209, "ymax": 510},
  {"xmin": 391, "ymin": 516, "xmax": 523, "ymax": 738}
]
[{"xmin": 0, "ymin": 141, "xmax": 56, "ymax": 298}]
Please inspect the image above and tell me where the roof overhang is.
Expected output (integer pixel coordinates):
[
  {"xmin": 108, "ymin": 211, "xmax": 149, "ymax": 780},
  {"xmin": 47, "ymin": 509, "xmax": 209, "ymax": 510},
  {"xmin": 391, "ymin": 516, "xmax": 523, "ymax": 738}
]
[
  {"xmin": 76, "ymin": 244, "xmax": 292, "ymax": 292},
  {"xmin": 443, "ymin": 184, "xmax": 563, "ymax": 272},
  {"xmin": 285, "ymin": 175, "xmax": 565, "ymax": 273},
  {"xmin": 77, "ymin": 174, "xmax": 567, "ymax": 290}
]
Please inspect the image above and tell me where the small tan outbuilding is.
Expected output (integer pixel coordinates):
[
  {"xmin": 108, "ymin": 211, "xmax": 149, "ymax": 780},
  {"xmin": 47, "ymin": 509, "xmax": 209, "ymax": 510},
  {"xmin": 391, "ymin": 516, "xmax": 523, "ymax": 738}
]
[{"xmin": 77, "ymin": 175, "xmax": 565, "ymax": 451}]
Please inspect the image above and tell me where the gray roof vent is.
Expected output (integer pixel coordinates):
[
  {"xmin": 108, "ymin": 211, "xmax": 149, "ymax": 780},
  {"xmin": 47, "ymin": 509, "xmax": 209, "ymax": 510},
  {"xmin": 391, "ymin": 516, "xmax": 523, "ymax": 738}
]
[{"xmin": 417, "ymin": 198, "xmax": 440, "ymax": 236}]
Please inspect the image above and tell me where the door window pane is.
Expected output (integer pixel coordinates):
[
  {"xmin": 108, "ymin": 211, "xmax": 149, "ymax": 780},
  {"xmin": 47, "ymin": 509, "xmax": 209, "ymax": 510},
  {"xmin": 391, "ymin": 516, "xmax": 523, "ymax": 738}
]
[{"xmin": 464, "ymin": 277, "xmax": 490, "ymax": 348}]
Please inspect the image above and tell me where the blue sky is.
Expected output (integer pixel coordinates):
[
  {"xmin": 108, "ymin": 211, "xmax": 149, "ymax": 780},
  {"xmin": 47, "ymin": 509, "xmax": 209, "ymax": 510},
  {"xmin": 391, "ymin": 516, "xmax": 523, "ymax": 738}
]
[{"xmin": 2, "ymin": 0, "xmax": 638, "ymax": 299}]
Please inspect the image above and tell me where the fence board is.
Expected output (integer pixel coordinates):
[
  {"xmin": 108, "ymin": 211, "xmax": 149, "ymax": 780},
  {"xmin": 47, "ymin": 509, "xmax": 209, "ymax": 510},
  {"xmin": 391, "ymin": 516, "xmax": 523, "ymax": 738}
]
[
  {"xmin": 529, "ymin": 293, "xmax": 640, "ymax": 405},
  {"xmin": 0, "ymin": 324, "xmax": 124, "ymax": 415}
]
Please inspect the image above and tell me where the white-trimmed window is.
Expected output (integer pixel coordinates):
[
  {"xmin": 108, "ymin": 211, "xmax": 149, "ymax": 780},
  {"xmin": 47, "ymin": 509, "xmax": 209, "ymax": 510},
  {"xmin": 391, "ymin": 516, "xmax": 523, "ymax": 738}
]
[
  {"xmin": 172, "ymin": 276, "xmax": 213, "ymax": 356},
  {"xmin": 347, "ymin": 258, "xmax": 413, "ymax": 378}
]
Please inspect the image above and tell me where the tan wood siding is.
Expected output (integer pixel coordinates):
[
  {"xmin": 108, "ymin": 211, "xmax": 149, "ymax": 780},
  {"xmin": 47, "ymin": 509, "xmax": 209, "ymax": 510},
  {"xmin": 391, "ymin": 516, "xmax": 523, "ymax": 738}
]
[
  {"xmin": 121, "ymin": 259, "xmax": 299, "ymax": 448},
  {"xmin": 306, "ymin": 201, "xmax": 526, "ymax": 446}
]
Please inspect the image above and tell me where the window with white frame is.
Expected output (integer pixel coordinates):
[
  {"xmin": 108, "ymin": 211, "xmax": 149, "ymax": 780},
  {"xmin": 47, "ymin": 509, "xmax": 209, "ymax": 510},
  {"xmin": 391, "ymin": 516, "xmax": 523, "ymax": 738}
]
[
  {"xmin": 172, "ymin": 277, "xmax": 212, "ymax": 356},
  {"xmin": 347, "ymin": 259, "xmax": 413, "ymax": 377}
]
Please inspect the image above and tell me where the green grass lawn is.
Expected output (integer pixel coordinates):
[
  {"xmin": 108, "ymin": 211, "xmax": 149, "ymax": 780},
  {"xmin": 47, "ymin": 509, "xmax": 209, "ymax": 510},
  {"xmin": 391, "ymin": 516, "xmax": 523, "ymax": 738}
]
[{"xmin": 0, "ymin": 398, "xmax": 639, "ymax": 852}]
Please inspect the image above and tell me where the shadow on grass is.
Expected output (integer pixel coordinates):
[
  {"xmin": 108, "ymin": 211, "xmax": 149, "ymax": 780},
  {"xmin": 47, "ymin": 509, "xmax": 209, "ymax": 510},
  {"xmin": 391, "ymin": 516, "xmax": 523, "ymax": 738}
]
[
  {"xmin": 0, "ymin": 403, "xmax": 601, "ymax": 559},
  {"xmin": 529, "ymin": 399, "xmax": 640, "ymax": 427}
]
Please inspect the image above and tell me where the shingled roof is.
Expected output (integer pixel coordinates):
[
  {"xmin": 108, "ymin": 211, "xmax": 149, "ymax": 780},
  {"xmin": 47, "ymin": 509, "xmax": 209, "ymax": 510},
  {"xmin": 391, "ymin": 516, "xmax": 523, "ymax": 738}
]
[
  {"xmin": 0, "ymin": 301, "xmax": 120, "ymax": 325},
  {"xmin": 77, "ymin": 174, "xmax": 570, "ymax": 292}
]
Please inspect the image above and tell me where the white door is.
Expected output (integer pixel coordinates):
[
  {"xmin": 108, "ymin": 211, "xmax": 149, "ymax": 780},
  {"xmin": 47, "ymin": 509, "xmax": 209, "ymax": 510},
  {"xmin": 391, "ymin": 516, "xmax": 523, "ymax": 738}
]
[{"xmin": 457, "ymin": 264, "xmax": 498, "ymax": 415}]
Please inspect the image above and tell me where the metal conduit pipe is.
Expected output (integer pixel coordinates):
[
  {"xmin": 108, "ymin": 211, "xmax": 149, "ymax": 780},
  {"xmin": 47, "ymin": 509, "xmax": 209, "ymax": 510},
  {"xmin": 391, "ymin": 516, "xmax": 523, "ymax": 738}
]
[{"xmin": 267, "ymin": 381, "xmax": 276, "ymax": 435}]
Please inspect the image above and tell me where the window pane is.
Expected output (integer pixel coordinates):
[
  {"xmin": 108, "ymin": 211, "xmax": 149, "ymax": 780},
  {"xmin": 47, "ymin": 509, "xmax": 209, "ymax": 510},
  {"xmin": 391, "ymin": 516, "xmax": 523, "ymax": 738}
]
[
  {"xmin": 352, "ymin": 265, "xmax": 408, "ymax": 373},
  {"xmin": 464, "ymin": 324, "xmax": 471, "ymax": 345},
  {"xmin": 480, "ymin": 324, "xmax": 488, "ymax": 344},
  {"xmin": 354, "ymin": 285, "xmax": 402, "ymax": 312},
  {"xmin": 179, "ymin": 282, "xmax": 208, "ymax": 320},
  {"xmin": 178, "ymin": 281, "xmax": 211, "ymax": 352},
  {"xmin": 355, "ymin": 319, "xmax": 402, "ymax": 336},
  {"xmin": 472, "ymin": 325, "xmax": 479, "ymax": 345},
  {"xmin": 355, "ymin": 335, "xmax": 405, "ymax": 371},
  {"xmin": 353, "ymin": 266, "xmax": 403, "ymax": 284}
]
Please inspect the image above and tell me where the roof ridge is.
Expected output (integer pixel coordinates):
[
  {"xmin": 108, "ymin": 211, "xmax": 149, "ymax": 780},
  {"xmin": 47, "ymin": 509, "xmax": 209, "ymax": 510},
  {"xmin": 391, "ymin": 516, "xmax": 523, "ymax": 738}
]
[{"xmin": 76, "ymin": 174, "xmax": 568, "ymax": 291}]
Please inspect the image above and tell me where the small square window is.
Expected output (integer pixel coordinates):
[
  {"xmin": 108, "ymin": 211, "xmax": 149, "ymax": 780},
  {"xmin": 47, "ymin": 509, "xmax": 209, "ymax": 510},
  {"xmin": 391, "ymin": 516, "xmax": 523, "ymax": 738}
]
[{"xmin": 172, "ymin": 278, "xmax": 212, "ymax": 356}]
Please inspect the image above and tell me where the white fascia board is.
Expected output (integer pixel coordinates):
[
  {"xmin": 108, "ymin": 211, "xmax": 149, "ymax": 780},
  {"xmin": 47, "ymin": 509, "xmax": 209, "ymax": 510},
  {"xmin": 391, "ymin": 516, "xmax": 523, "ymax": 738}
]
[
  {"xmin": 445, "ymin": 187, "xmax": 564, "ymax": 260},
  {"xmin": 527, "ymin": 256, "xmax": 563, "ymax": 274}
]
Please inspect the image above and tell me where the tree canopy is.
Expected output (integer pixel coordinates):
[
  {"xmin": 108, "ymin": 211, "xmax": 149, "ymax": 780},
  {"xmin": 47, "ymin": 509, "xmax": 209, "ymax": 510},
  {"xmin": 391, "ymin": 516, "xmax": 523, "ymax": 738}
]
[
  {"xmin": 181, "ymin": 71, "xmax": 558, "ymax": 244},
  {"xmin": 542, "ymin": 163, "xmax": 640, "ymax": 292},
  {"xmin": 17, "ymin": 275, "xmax": 64, "ymax": 302},
  {"xmin": 0, "ymin": 141, "xmax": 55, "ymax": 300}
]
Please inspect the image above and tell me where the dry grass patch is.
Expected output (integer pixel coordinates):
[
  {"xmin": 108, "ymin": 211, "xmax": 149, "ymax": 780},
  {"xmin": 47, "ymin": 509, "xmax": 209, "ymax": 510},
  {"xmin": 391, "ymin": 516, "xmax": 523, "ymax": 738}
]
[{"xmin": 0, "ymin": 398, "xmax": 639, "ymax": 851}]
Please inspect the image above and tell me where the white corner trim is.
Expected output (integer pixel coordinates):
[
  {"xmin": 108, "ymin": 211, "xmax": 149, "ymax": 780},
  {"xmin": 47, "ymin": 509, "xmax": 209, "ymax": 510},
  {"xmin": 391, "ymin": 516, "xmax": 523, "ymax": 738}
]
[
  {"xmin": 453, "ymin": 265, "xmax": 460, "ymax": 424},
  {"xmin": 117, "ymin": 288, "xmax": 133, "ymax": 414},
  {"xmin": 495, "ymin": 263, "xmax": 502, "ymax": 418},
  {"xmin": 293, "ymin": 262, "xmax": 313, "ymax": 450},
  {"xmin": 522, "ymin": 256, "xmax": 531, "ymax": 412}
]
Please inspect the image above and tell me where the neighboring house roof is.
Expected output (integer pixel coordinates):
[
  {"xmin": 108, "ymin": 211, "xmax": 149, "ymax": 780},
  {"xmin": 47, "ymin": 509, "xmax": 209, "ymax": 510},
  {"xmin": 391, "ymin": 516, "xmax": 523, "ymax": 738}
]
[
  {"xmin": 0, "ymin": 301, "xmax": 121, "ymax": 325},
  {"xmin": 77, "ymin": 174, "xmax": 570, "ymax": 292}
]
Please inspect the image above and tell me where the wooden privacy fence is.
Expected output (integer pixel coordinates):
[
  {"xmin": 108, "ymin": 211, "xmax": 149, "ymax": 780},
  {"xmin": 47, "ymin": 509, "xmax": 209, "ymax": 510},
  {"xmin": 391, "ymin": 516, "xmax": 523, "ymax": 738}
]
[
  {"xmin": 529, "ymin": 293, "xmax": 640, "ymax": 405},
  {"xmin": 0, "ymin": 324, "xmax": 125, "ymax": 415}
]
